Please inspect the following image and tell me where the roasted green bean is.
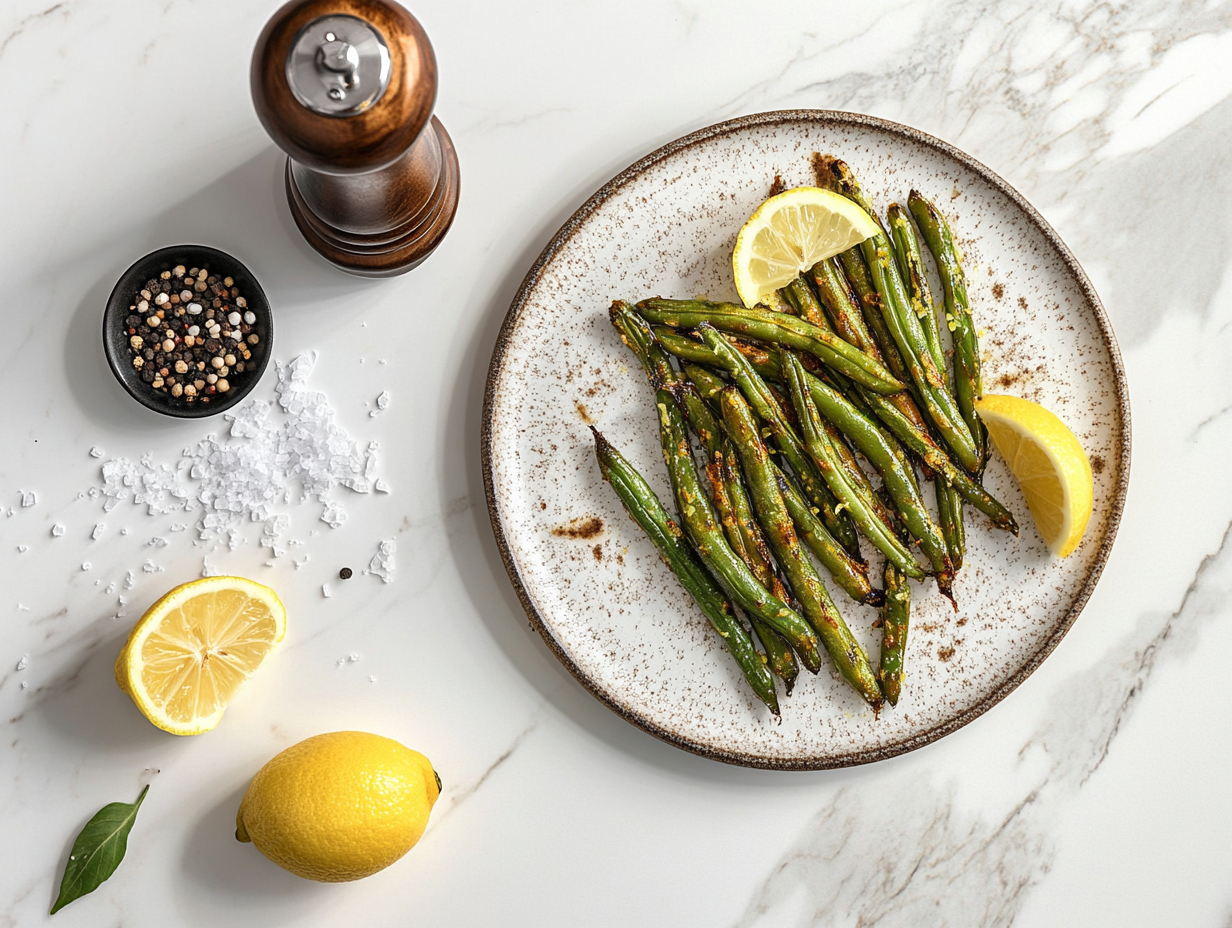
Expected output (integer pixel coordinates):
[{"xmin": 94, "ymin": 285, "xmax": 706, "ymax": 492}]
[
  {"xmin": 593, "ymin": 428, "xmax": 780, "ymax": 714},
  {"xmin": 719, "ymin": 387, "xmax": 882, "ymax": 707}
]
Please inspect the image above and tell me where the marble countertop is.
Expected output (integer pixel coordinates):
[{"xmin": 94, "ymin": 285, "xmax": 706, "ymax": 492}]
[{"xmin": 3, "ymin": 0, "xmax": 1230, "ymax": 925}]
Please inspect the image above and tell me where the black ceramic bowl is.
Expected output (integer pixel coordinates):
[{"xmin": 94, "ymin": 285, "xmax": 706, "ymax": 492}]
[{"xmin": 103, "ymin": 245, "xmax": 273, "ymax": 418}]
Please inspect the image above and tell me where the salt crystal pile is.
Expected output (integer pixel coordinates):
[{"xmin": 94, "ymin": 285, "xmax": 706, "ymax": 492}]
[{"xmin": 96, "ymin": 354, "xmax": 384, "ymax": 544}]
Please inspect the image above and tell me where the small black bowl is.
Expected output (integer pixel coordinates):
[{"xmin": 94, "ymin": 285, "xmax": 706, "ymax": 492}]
[{"xmin": 103, "ymin": 245, "xmax": 273, "ymax": 418}]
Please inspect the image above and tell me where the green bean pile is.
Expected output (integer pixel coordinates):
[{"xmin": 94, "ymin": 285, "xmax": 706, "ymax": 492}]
[{"xmin": 593, "ymin": 156, "xmax": 1017, "ymax": 716}]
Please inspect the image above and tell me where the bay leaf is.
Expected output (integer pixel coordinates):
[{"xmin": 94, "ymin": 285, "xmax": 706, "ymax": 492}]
[{"xmin": 50, "ymin": 785, "xmax": 149, "ymax": 915}]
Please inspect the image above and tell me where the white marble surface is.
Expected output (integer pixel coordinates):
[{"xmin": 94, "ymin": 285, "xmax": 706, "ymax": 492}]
[{"xmin": 1, "ymin": 0, "xmax": 1230, "ymax": 925}]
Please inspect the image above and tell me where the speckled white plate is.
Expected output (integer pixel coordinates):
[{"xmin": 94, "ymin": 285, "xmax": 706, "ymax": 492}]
[{"xmin": 482, "ymin": 111, "xmax": 1129, "ymax": 769}]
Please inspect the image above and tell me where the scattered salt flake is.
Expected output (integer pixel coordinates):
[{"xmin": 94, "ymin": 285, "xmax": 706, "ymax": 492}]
[
  {"xmin": 17, "ymin": 604, "xmax": 30, "ymax": 612},
  {"xmin": 17, "ymin": 545, "xmax": 27, "ymax": 553},
  {"xmin": 321, "ymin": 502, "xmax": 346, "ymax": 528},
  {"xmin": 104, "ymin": 582, "xmax": 116, "ymax": 594},
  {"xmin": 92, "ymin": 523, "xmax": 105, "ymax": 540},
  {"xmin": 16, "ymin": 655, "xmax": 28, "ymax": 671},
  {"xmin": 89, "ymin": 447, "xmax": 104, "ymax": 458},
  {"xmin": 118, "ymin": 595, "xmax": 127, "ymax": 605},
  {"xmin": 20, "ymin": 681, "xmax": 27, "ymax": 689},
  {"xmin": 293, "ymin": 556, "xmax": 309, "ymax": 570},
  {"xmin": 364, "ymin": 539, "xmax": 396, "ymax": 583},
  {"xmin": 141, "ymin": 559, "xmax": 163, "ymax": 573},
  {"xmin": 82, "ymin": 562, "xmax": 91, "ymax": 571},
  {"xmin": 50, "ymin": 524, "xmax": 65, "ymax": 537},
  {"xmin": 201, "ymin": 557, "xmax": 221, "ymax": 578},
  {"xmin": 369, "ymin": 391, "xmax": 391, "ymax": 418},
  {"xmin": 374, "ymin": 479, "xmax": 391, "ymax": 493},
  {"xmin": 170, "ymin": 523, "xmax": 187, "ymax": 532},
  {"xmin": 20, "ymin": 491, "xmax": 36, "ymax": 508},
  {"xmin": 147, "ymin": 537, "xmax": 168, "ymax": 548},
  {"xmin": 124, "ymin": 570, "xmax": 136, "ymax": 589},
  {"xmin": 120, "ymin": 528, "xmax": 130, "ymax": 536},
  {"xmin": 368, "ymin": 675, "xmax": 377, "ymax": 683},
  {"xmin": 321, "ymin": 583, "xmax": 331, "ymax": 598}
]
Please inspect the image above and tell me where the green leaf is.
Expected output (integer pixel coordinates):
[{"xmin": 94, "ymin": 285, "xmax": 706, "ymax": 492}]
[{"xmin": 50, "ymin": 785, "xmax": 149, "ymax": 915}]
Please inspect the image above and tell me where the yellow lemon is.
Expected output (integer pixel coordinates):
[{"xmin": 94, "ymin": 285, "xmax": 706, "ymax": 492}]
[
  {"xmin": 976, "ymin": 394, "xmax": 1094, "ymax": 557},
  {"xmin": 236, "ymin": 731, "xmax": 441, "ymax": 882},
  {"xmin": 115, "ymin": 576, "xmax": 286, "ymax": 735},
  {"xmin": 732, "ymin": 186, "xmax": 881, "ymax": 308}
]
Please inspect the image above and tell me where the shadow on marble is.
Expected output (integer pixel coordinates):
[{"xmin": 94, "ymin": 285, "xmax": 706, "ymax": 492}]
[
  {"xmin": 28, "ymin": 621, "xmax": 168, "ymax": 753},
  {"xmin": 179, "ymin": 782, "xmax": 331, "ymax": 924},
  {"xmin": 60, "ymin": 148, "xmax": 393, "ymax": 433}
]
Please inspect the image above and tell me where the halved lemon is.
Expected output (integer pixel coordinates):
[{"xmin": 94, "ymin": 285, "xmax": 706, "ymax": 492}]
[
  {"xmin": 732, "ymin": 186, "xmax": 881, "ymax": 308},
  {"xmin": 976, "ymin": 394, "xmax": 1094, "ymax": 557},
  {"xmin": 115, "ymin": 576, "xmax": 286, "ymax": 735}
]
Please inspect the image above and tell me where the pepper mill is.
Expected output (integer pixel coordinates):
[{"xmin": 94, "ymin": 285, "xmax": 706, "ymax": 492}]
[{"xmin": 251, "ymin": 0, "xmax": 460, "ymax": 277}]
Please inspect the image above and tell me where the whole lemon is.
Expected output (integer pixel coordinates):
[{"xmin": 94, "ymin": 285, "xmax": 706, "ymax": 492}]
[{"xmin": 235, "ymin": 731, "xmax": 441, "ymax": 882}]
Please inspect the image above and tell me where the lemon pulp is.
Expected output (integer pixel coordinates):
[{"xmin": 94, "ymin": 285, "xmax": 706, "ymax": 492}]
[
  {"xmin": 732, "ymin": 186, "xmax": 881, "ymax": 308},
  {"xmin": 976, "ymin": 394, "xmax": 1094, "ymax": 557},
  {"xmin": 115, "ymin": 576, "xmax": 286, "ymax": 735}
]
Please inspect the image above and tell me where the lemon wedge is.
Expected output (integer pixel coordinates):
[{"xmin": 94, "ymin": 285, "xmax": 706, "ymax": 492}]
[
  {"xmin": 115, "ymin": 576, "xmax": 286, "ymax": 735},
  {"xmin": 732, "ymin": 186, "xmax": 881, "ymax": 308},
  {"xmin": 976, "ymin": 394, "xmax": 1094, "ymax": 557}
]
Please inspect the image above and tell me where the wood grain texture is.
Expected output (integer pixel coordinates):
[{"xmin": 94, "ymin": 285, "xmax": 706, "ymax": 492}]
[{"xmin": 251, "ymin": 0, "xmax": 459, "ymax": 275}]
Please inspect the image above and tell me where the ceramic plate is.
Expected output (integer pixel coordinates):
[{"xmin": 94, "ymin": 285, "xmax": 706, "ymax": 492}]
[{"xmin": 482, "ymin": 110, "xmax": 1130, "ymax": 770}]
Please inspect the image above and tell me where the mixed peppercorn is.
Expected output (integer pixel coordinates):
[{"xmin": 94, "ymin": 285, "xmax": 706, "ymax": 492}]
[{"xmin": 123, "ymin": 264, "xmax": 261, "ymax": 405}]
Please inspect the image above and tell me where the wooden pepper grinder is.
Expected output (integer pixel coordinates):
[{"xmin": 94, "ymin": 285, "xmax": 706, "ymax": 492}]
[{"xmin": 251, "ymin": 0, "xmax": 460, "ymax": 277}]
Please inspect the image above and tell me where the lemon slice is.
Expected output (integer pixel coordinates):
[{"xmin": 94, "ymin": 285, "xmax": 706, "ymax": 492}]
[
  {"xmin": 976, "ymin": 394, "xmax": 1094, "ymax": 557},
  {"xmin": 115, "ymin": 576, "xmax": 286, "ymax": 735},
  {"xmin": 732, "ymin": 186, "xmax": 881, "ymax": 308}
]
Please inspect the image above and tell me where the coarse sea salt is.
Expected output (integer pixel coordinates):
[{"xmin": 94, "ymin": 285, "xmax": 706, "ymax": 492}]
[
  {"xmin": 369, "ymin": 391, "xmax": 390, "ymax": 418},
  {"xmin": 364, "ymin": 538, "xmax": 396, "ymax": 583},
  {"xmin": 94, "ymin": 354, "xmax": 384, "ymax": 545}
]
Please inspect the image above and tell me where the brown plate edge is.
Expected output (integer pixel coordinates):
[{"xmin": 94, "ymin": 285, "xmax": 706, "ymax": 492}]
[{"xmin": 480, "ymin": 108, "xmax": 1132, "ymax": 771}]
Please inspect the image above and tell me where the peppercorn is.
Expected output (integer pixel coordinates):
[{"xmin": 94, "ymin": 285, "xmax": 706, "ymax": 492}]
[{"xmin": 121, "ymin": 262, "xmax": 260, "ymax": 402}]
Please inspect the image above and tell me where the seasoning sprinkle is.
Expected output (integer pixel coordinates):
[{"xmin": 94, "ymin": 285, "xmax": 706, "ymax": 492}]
[{"xmin": 121, "ymin": 263, "xmax": 261, "ymax": 405}]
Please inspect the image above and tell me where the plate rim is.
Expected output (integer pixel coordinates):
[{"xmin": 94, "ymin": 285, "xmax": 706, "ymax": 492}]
[{"xmin": 481, "ymin": 108, "xmax": 1132, "ymax": 770}]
